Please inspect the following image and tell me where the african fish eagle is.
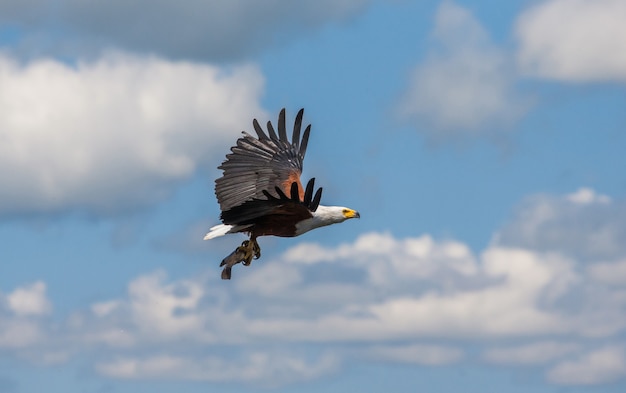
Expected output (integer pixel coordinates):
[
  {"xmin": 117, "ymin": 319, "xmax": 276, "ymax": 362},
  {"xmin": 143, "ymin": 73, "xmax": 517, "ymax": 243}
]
[{"xmin": 204, "ymin": 108, "xmax": 360, "ymax": 279}]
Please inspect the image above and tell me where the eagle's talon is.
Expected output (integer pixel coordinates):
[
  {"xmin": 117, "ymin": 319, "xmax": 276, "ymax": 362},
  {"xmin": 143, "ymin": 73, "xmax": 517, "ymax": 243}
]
[
  {"xmin": 238, "ymin": 239, "xmax": 254, "ymax": 266},
  {"xmin": 252, "ymin": 239, "xmax": 261, "ymax": 259}
]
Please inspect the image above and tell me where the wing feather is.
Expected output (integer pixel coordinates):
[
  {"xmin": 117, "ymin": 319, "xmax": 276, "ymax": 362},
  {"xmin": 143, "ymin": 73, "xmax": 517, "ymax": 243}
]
[
  {"xmin": 303, "ymin": 178, "xmax": 315, "ymax": 206},
  {"xmin": 299, "ymin": 124, "xmax": 311, "ymax": 159},
  {"xmin": 278, "ymin": 108, "xmax": 288, "ymax": 144},
  {"xmin": 252, "ymin": 119, "xmax": 269, "ymax": 141},
  {"xmin": 292, "ymin": 109, "xmax": 303, "ymax": 148},
  {"xmin": 290, "ymin": 181, "xmax": 299, "ymax": 200},
  {"xmin": 215, "ymin": 108, "xmax": 321, "ymax": 224},
  {"xmin": 310, "ymin": 187, "xmax": 323, "ymax": 211},
  {"xmin": 266, "ymin": 120, "xmax": 279, "ymax": 142}
]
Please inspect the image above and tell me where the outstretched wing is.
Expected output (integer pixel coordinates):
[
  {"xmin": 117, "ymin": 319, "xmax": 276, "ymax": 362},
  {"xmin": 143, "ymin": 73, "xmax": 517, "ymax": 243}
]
[{"xmin": 215, "ymin": 108, "xmax": 318, "ymax": 224}]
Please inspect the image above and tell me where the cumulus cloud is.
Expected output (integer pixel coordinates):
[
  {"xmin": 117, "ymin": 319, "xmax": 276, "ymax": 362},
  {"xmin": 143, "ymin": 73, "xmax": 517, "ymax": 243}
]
[
  {"xmin": 398, "ymin": 1, "xmax": 530, "ymax": 137},
  {"xmin": 0, "ymin": 0, "xmax": 371, "ymax": 61},
  {"xmin": 6, "ymin": 281, "xmax": 51, "ymax": 316},
  {"xmin": 126, "ymin": 271, "xmax": 205, "ymax": 338},
  {"xmin": 0, "ymin": 52, "xmax": 264, "ymax": 217},
  {"xmin": 516, "ymin": 0, "xmax": 626, "ymax": 82}
]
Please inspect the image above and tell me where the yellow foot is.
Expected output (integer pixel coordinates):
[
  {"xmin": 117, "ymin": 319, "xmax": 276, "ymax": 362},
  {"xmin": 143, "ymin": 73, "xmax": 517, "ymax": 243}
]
[
  {"xmin": 240, "ymin": 239, "xmax": 261, "ymax": 266},
  {"xmin": 239, "ymin": 240, "xmax": 253, "ymax": 266},
  {"xmin": 253, "ymin": 239, "xmax": 261, "ymax": 260}
]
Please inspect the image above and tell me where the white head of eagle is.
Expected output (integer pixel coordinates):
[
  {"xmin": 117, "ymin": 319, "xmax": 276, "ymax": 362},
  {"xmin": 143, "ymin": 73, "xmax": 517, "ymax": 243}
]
[{"xmin": 204, "ymin": 108, "xmax": 360, "ymax": 279}]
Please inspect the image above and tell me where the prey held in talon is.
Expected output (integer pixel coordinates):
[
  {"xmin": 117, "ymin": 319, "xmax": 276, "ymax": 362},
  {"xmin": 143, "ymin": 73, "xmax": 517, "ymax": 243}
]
[{"xmin": 204, "ymin": 108, "xmax": 360, "ymax": 279}]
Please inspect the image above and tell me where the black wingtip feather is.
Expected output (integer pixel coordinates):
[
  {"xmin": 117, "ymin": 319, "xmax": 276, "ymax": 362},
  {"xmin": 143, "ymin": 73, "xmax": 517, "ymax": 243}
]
[
  {"xmin": 267, "ymin": 121, "xmax": 279, "ymax": 141},
  {"xmin": 292, "ymin": 109, "xmax": 304, "ymax": 147},
  {"xmin": 300, "ymin": 124, "xmax": 311, "ymax": 158},
  {"xmin": 304, "ymin": 178, "xmax": 315, "ymax": 205},
  {"xmin": 290, "ymin": 181, "xmax": 299, "ymax": 201},
  {"xmin": 278, "ymin": 108, "xmax": 288, "ymax": 144},
  {"xmin": 252, "ymin": 119, "xmax": 268, "ymax": 140},
  {"xmin": 311, "ymin": 187, "xmax": 323, "ymax": 211}
]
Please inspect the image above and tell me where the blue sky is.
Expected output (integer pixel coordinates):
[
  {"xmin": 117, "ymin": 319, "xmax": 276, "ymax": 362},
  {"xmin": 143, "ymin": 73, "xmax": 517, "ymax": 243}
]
[{"xmin": 1, "ymin": 0, "xmax": 625, "ymax": 392}]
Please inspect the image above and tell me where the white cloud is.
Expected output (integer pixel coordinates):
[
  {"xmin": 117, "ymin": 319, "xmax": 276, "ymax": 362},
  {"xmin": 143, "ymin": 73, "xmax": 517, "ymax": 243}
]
[
  {"xmin": 0, "ymin": 0, "xmax": 371, "ymax": 61},
  {"xmin": 484, "ymin": 341, "xmax": 580, "ymax": 365},
  {"xmin": 283, "ymin": 232, "xmax": 479, "ymax": 282},
  {"xmin": 77, "ymin": 235, "xmax": 602, "ymax": 347},
  {"xmin": 547, "ymin": 346, "xmax": 626, "ymax": 385},
  {"xmin": 0, "ymin": 52, "xmax": 264, "ymax": 216},
  {"xmin": 365, "ymin": 344, "xmax": 463, "ymax": 365},
  {"xmin": 516, "ymin": 0, "xmax": 626, "ymax": 82},
  {"xmin": 127, "ymin": 271, "xmax": 205, "ymax": 338},
  {"xmin": 354, "ymin": 247, "xmax": 572, "ymax": 338},
  {"xmin": 398, "ymin": 1, "xmax": 530, "ymax": 137},
  {"xmin": 6, "ymin": 281, "xmax": 51, "ymax": 316},
  {"xmin": 567, "ymin": 187, "xmax": 612, "ymax": 205}
]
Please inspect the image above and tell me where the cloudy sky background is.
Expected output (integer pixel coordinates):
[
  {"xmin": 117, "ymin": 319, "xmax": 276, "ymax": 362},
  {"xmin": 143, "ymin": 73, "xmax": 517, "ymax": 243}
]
[{"xmin": 1, "ymin": 0, "xmax": 625, "ymax": 392}]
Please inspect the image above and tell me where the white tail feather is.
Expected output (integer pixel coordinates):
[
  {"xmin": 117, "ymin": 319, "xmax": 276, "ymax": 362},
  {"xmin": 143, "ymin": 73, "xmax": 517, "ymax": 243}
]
[{"xmin": 203, "ymin": 224, "xmax": 234, "ymax": 240}]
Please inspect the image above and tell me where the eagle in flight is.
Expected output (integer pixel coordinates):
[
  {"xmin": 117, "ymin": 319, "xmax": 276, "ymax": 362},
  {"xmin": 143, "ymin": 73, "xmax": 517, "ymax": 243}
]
[{"xmin": 204, "ymin": 108, "xmax": 360, "ymax": 279}]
